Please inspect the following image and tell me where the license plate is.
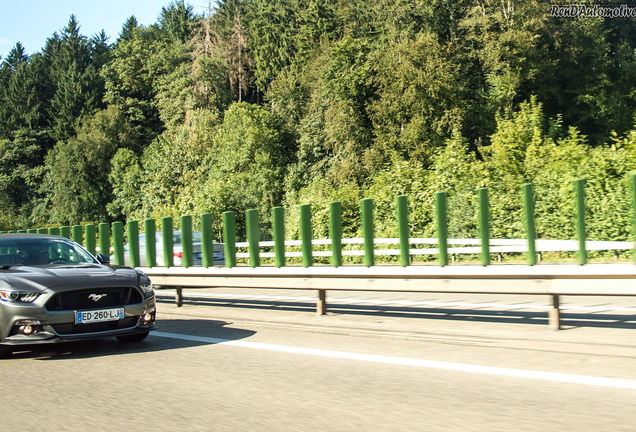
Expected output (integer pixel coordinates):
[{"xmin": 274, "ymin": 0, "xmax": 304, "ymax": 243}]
[{"xmin": 75, "ymin": 308, "xmax": 124, "ymax": 324}]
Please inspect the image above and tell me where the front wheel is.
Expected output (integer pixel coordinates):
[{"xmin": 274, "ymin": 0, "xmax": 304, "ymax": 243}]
[
  {"xmin": 116, "ymin": 331, "xmax": 149, "ymax": 343},
  {"xmin": 0, "ymin": 344, "xmax": 12, "ymax": 358}
]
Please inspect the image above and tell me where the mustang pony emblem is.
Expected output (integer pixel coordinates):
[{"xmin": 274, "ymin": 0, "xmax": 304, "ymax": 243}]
[{"xmin": 88, "ymin": 294, "xmax": 108, "ymax": 302}]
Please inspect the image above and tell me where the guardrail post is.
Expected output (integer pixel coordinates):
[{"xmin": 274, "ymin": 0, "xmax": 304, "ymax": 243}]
[
  {"xmin": 60, "ymin": 226, "xmax": 70, "ymax": 239},
  {"xmin": 631, "ymin": 173, "xmax": 636, "ymax": 263},
  {"xmin": 112, "ymin": 222, "xmax": 124, "ymax": 265},
  {"xmin": 330, "ymin": 201, "xmax": 342, "ymax": 267},
  {"xmin": 37, "ymin": 228, "xmax": 47, "ymax": 235},
  {"xmin": 48, "ymin": 227, "xmax": 59, "ymax": 236},
  {"xmin": 201, "ymin": 213, "xmax": 214, "ymax": 268},
  {"xmin": 17, "ymin": 229, "xmax": 26, "ymax": 233},
  {"xmin": 549, "ymin": 295, "xmax": 561, "ymax": 331},
  {"xmin": 246, "ymin": 209, "xmax": 260, "ymax": 267},
  {"xmin": 72, "ymin": 225, "xmax": 83, "ymax": 246},
  {"xmin": 361, "ymin": 198, "xmax": 374, "ymax": 267},
  {"xmin": 27, "ymin": 229, "xmax": 36, "ymax": 234},
  {"xmin": 397, "ymin": 195, "xmax": 410, "ymax": 266},
  {"xmin": 317, "ymin": 289, "xmax": 327, "ymax": 316},
  {"xmin": 145, "ymin": 219, "xmax": 156, "ymax": 267},
  {"xmin": 435, "ymin": 192, "xmax": 448, "ymax": 266},
  {"xmin": 522, "ymin": 183, "xmax": 537, "ymax": 266},
  {"xmin": 181, "ymin": 215, "xmax": 193, "ymax": 268},
  {"xmin": 478, "ymin": 188, "xmax": 490, "ymax": 266},
  {"xmin": 575, "ymin": 179, "xmax": 587, "ymax": 265},
  {"xmin": 98, "ymin": 223, "xmax": 110, "ymax": 257},
  {"xmin": 223, "ymin": 211, "xmax": 236, "ymax": 268},
  {"xmin": 85, "ymin": 224, "xmax": 96, "ymax": 256},
  {"xmin": 272, "ymin": 206, "xmax": 285, "ymax": 267},
  {"xmin": 128, "ymin": 221, "xmax": 140, "ymax": 267},
  {"xmin": 162, "ymin": 217, "xmax": 174, "ymax": 267},
  {"xmin": 300, "ymin": 204, "xmax": 312, "ymax": 267}
]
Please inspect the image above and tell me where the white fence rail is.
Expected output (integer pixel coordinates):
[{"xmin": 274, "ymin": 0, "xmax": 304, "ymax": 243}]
[{"xmin": 233, "ymin": 238, "xmax": 635, "ymax": 258}]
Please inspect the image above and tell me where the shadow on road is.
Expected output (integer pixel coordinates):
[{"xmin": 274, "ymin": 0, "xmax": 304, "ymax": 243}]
[
  {"xmin": 156, "ymin": 295, "xmax": 636, "ymax": 330},
  {"xmin": 7, "ymin": 319, "xmax": 256, "ymax": 361}
]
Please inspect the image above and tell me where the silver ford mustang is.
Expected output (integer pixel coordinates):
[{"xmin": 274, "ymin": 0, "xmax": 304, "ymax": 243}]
[{"xmin": 0, "ymin": 233, "xmax": 156, "ymax": 358}]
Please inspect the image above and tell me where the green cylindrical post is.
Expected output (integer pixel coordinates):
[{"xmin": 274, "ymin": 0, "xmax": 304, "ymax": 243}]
[
  {"xmin": 37, "ymin": 228, "xmax": 47, "ymax": 235},
  {"xmin": 60, "ymin": 226, "xmax": 70, "ymax": 239},
  {"xmin": 17, "ymin": 229, "xmax": 27, "ymax": 233},
  {"xmin": 246, "ymin": 209, "xmax": 260, "ymax": 267},
  {"xmin": 630, "ymin": 174, "xmax": 636, "ymax": 263},
  {"xmin": 128, "ymin": 221, "xmax": 140, "ymax": 268},
  {"xmin": 522, "ymin": 183, "xmax": 537, "ymax": 266},
  {"xmin": 181, "ymin": 215, "xmax": 193, "ymax": 268},
  {"xmin": 223, "ymin": 211, "xmax": 236, "ymax": 268},
  {"xmin": 162, "ymin": 217, "xmax": 174, "ymax": 267},
  {"xmin": 300, "ymin": 204, "xmax": 312, "ymax": 267},
  {"xmin": 575, "ymin": 179, "xmax": 587, "ymax": 265},
  {"xmin": 435, "ymin": 192, "xmax": 448, "ymax": 267},
  {"xmin": 85, "ymin": 224, "xmax": 96, "ymax": 256},
  {"xmin": 27, "ymin": 229, "xmax": 37, "ymax": 234},
  {"xmin": 330, "ymin": 201, "xmax": 342, "ymax": 267},
  {"xmin": 272, "ymin": 206, "xmax": 285, "ymax": 267},
  {"xmin": 112, "ymin": 222, "xmax": 125, "ymax": 265},
  {"xmin": 72, "ymin": 225, "xmax": 83, "ymax": 246},
  {"xmin": 201, "ymin": 213, "xmax": 214, "ymax": 268},
  {"xmin": 145, "ymin": 219, "xmax": 156, "ymax": 267},
  {"xmin": 478, "ymin": 188, "xmax": 490, "ymax": 266},
  {"xmin": 397, "ymin": 195, "xmax": 410, "ymax": 266},
  {"xmin": 360, "ymin": 198, "xmax": 375, "ymax": 267},
  {"xmin": 48, "ymin": 227, "xmax": 59, "ymax": 236},
  {"xmin": 98, "ymin": 223, "xmax": 110, "ymax": 257}
]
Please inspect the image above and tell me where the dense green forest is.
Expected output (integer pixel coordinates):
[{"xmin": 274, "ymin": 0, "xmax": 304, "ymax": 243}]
[{"xmin": 1, "ymin": 0, "xmax": 636, "ymax": 243}]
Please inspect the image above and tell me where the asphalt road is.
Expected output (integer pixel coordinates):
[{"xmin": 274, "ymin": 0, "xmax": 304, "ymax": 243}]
[{"xmin": 2, "ymin": 289, "xmax": 636, "ymax": 431}]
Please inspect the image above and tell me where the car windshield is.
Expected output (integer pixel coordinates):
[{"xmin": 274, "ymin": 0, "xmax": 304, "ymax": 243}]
[
  {"xmin": 0, "ymin": 237, "xmax": 97, "ymax": 266},
  {"xmin": 135, "ymin": 231, "xmax": 202, "ymax": 249}
]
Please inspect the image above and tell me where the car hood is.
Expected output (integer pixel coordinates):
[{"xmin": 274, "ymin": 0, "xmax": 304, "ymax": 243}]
[{"xmin": 0, "ymin": 264, "xmax": 140, "ymax": 293}]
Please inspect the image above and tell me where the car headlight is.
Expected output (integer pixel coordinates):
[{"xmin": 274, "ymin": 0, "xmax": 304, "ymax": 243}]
[
  {"xmin": 0, "ymin": 290, "xmax": 18, "ymax": 302},
  {"xmin": 135, "ymin": 270, "xmax": 154, "ymax": 296},
  {"xmin": 139, "ymin": 281, "xmax": 154, "ymax": 294},
  {"xmin": 0, "ymin": 290, "xmax": 41, "ymax": 303}
]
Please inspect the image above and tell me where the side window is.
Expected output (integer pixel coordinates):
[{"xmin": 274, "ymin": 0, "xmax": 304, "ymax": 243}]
[{"xmin": 50, "ymin": 242, "xmax": 78, "ymax": 263}]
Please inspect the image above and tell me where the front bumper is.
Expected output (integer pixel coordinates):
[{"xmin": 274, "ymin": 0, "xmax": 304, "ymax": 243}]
[{"xmin": 0, "ymin": 296, "xmax": 156, "ymax": 347}]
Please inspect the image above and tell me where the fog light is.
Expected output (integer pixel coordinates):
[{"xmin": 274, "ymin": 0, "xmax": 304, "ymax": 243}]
[
  {"xmin": 10, "ymin": 320, "xmax": 42, "ymax": 337},
  {"xmin": 141, "ymin": 313, "xmax": 153, "ymax": 323}
]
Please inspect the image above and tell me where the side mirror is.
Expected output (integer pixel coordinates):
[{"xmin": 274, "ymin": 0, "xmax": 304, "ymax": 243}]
[{"xmin": 96, "ymin": 253, "xmax": 110, "ymax": 264}]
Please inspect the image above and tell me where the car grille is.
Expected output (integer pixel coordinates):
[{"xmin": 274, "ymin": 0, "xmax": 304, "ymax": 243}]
[
  {"xmin": 45, "ymin": 287, "xmax": 143, "ymax": 311},
  {"xmin": 51, "ymin": 317, "xmax": 140, "ymax": 335}
]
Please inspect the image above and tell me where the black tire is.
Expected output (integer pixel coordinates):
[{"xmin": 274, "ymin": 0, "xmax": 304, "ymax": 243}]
[
  {"xmin": 116, "ymin": 331, "xmax": 150, "ymax": 343},
  {"xmin": 0, "ymin": 344, "xmax": 12, "ymax": 359}
]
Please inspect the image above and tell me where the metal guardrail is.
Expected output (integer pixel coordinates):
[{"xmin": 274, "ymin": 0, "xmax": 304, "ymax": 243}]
[
  {"xmin": 7, "ymin": 179, "xmax": 636, "ymax": 331},
  {"xmin": 141, "ymin": 263, "xmax": 636, "ymax": 331}
]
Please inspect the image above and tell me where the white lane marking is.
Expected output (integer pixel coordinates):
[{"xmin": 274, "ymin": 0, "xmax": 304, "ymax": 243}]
[
  {"xmin": 152, "ymin": 331, "xmax": 636, "ymax": 390},
  {"xmin": 155, "ymin": 291, "xmax": 636, "ymax": 312}
]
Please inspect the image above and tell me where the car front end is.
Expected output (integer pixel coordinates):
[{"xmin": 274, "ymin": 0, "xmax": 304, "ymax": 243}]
[{"xmin": 0, "ymin": 234, "xmax": 156, "ymax": 357}]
